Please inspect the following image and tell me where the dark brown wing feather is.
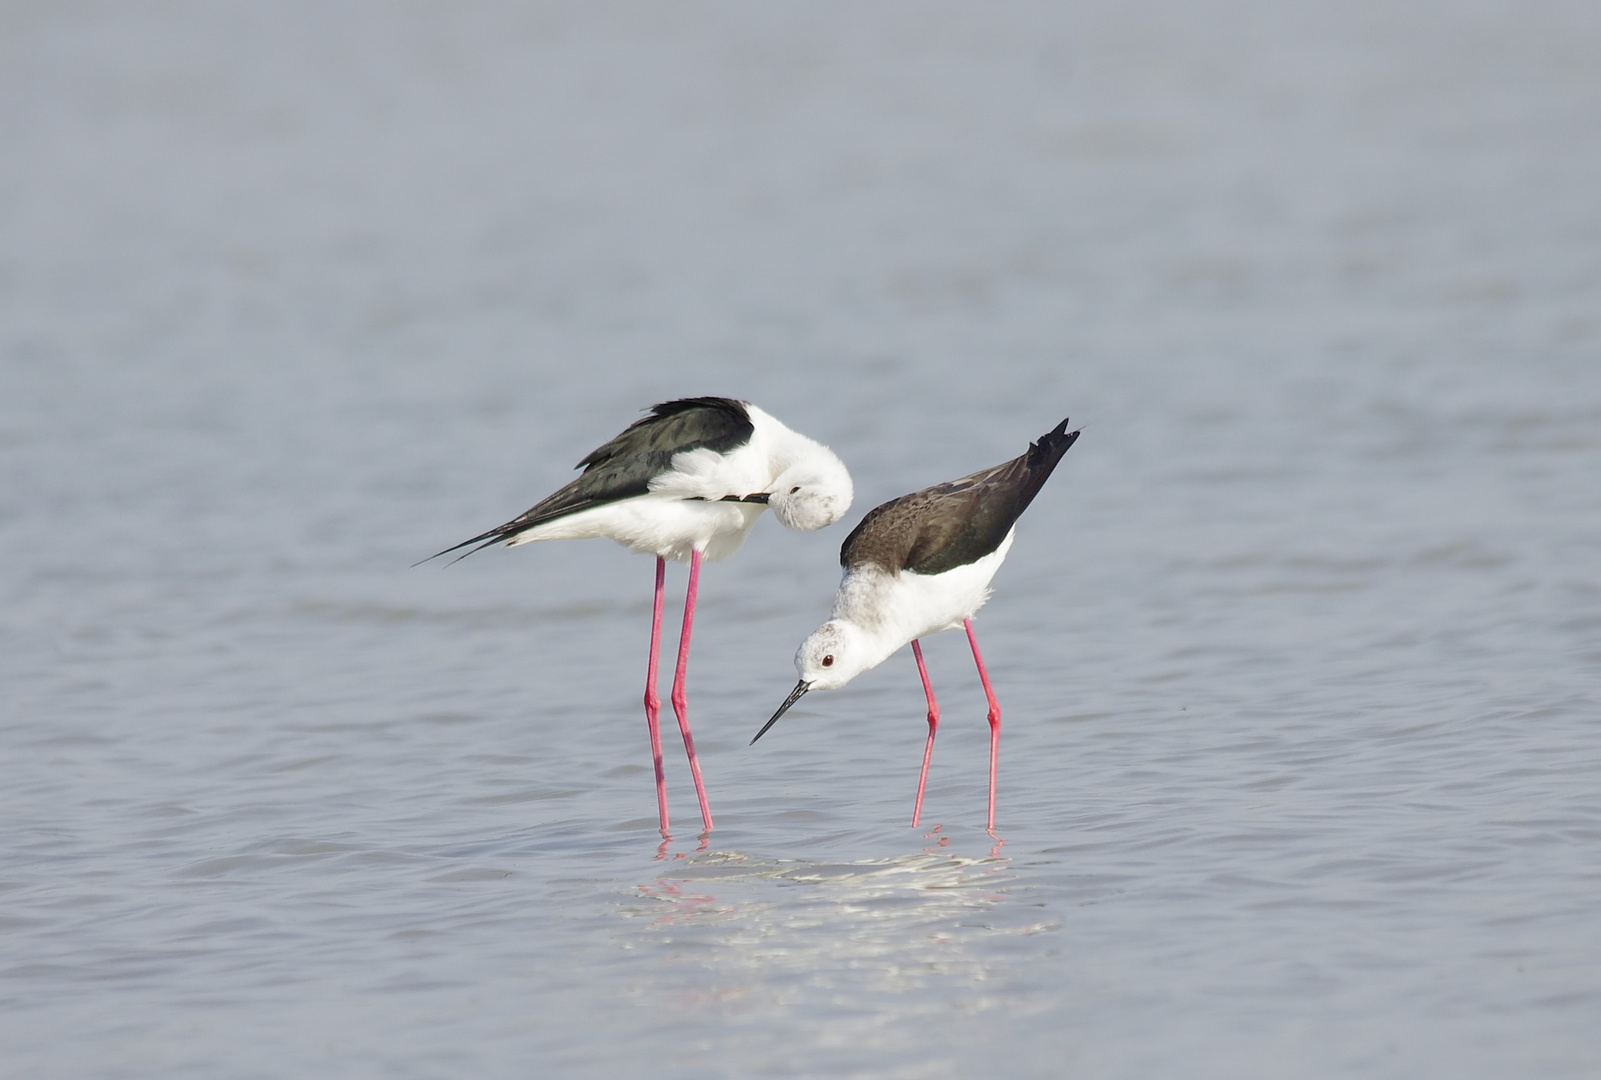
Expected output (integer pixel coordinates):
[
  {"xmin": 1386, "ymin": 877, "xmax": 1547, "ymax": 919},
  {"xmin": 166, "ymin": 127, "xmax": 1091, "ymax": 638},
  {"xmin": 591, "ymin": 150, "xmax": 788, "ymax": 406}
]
[{"xmin": 841, "ymin": 419, "xmax": 1079, "ymax": 575}]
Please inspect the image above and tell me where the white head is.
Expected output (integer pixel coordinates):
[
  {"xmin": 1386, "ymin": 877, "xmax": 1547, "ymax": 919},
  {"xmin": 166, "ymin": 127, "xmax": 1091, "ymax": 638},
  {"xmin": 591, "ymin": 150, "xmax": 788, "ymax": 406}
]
[
  {"xmin": 793, "ymin": 619, "xmax": 874, "ymax": 690},
  {"xmin": 749, "ymin": 619, "xmax": 877, "ymax": 744},
  {"xmin": 766, "ymin": 445, "xmax": 854, "ymax": 532}
]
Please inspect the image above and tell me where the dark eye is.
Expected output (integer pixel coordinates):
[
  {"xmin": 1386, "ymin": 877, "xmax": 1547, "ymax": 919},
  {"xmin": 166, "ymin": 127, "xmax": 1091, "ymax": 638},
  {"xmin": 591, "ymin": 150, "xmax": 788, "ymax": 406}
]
[
  {"xmin": 790, "ymin": 485, "xmax": 801, "ymax": 495},
  {"xmin": 821, "ymin": 655, "xmax": 834, "ymax": 667}
]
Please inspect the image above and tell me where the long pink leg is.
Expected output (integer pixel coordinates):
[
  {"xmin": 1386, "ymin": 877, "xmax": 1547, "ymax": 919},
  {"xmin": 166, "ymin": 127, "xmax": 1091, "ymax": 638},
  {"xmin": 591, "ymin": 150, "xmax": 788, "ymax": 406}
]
[
  {"xmin": 963, "ymin": 618, "xmax": 1002, "ymax": 834},
  {"xmin": 643, "ymin": 557, "xmax": 671, "ymax": 836},
  {"xmin": 670, "ymin": 549, "xmax": 715, "ymax": 833},
  {"xmin": 910, "ymin": 639, "xmax": 940, "ymax": 828}
]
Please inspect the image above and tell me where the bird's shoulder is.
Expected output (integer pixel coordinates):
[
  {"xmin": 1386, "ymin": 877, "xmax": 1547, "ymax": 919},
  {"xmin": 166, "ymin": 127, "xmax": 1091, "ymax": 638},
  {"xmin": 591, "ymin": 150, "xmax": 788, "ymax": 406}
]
[
  {"xmin": 840, "ymin": 461, "xmax": 1014, "ymax": 575},
  {"xmin": 465, "ymin": 399, "xmax": 757, "ymax": 546},
  {"xmin": 576, "ymin": 397, "xmax": 755, "ymax": 473}
]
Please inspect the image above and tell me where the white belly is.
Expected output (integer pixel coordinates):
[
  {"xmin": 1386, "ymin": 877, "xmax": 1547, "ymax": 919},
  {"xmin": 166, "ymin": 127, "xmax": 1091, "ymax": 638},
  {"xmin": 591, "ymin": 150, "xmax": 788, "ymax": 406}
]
[{"xmin": 504, "ymin": 496, "xmax": 765, "ymax": 563}]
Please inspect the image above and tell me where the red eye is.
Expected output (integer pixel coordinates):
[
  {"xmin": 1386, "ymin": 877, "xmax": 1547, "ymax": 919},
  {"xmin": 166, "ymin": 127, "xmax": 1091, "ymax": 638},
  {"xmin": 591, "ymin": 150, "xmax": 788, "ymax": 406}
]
[
  {"xmin": 790, "ymin": 486, "xmax": 801, "ymax": 494},
  {"xmin": 822, "ymin": 655, "xmax": 834, "ymax": 667}
]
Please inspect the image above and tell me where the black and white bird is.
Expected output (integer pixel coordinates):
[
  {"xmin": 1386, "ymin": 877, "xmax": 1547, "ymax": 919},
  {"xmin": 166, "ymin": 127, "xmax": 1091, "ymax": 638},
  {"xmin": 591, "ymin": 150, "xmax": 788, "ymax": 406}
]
[
  {"xmin": 427, "ymin": 397, "xmax": 853, "ymax": 838},
  {"xmin": 751, "ymin": 417, "xmax": 1080, "ymax": 834}
]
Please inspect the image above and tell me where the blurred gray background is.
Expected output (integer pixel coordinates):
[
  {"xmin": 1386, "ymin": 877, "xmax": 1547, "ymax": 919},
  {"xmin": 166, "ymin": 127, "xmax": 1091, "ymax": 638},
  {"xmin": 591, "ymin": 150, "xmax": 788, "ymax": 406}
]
[{"xmin": 2, "ymin": 3, "xmax": 1599, "ymax": 1078}]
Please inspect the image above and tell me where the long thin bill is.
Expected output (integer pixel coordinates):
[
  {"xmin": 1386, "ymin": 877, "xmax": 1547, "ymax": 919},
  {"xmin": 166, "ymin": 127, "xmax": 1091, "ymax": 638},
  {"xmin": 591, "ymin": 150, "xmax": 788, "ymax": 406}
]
[{"xmin": 751, "ymin": 680, "xmax": 809, "ymax": 744}]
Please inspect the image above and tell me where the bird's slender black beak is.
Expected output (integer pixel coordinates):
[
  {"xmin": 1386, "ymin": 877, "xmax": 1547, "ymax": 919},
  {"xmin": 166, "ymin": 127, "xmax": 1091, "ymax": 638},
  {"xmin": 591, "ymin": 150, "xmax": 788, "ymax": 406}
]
[
  {"xmin": 751, "ymin": 680, "xmax": 809, "ymax": 744},
  {"xmin": 716, "ymin": 492, "xmax": 771, "ymax": 504}
]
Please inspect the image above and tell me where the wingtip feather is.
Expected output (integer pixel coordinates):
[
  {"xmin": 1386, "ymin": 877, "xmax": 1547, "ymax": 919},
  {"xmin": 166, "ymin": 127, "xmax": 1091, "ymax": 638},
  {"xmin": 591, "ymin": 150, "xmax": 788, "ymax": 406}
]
[
  {"xmin": 1033, "ymin": 416, "xmax": 1079, "ymax": 451},
  {"xmin": 413, "ymin": 529, "xmax": 510, "ymax": 567}
]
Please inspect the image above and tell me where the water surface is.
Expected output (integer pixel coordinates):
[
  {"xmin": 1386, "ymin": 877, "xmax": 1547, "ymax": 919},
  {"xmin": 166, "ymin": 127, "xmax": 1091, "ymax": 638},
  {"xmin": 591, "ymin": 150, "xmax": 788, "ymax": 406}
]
[{"xmin": 3, "ymin": 2, "xmax": 1600, "ymax": 1076}]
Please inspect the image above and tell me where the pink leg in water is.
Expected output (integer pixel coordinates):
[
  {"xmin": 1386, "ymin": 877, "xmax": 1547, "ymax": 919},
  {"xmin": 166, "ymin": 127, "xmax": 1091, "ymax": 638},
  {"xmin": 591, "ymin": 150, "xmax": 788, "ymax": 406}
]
[
  {"xmin": 670, "ymin": 549, "xmax": 715, "ymax": 834},
  {"xmin": 963, "ymin": 618, "xmax": 1002, "ymax": 834},
  {"xmin": 643, "ymin": 557, "xmax": 671, "ymax": 837},
  {"xmin": 909, "ymin": 639, "xmax": 940, "ymax": 828}
]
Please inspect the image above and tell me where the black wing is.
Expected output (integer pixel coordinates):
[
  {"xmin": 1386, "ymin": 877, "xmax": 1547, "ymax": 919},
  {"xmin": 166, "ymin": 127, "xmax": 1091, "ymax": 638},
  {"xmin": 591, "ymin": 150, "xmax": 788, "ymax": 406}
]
[
  {"xmin": 841, "ymin": 418, "xmax": 1079, "ymax": 575},
  {"xmin": 422, "ymin": 397, "xmax": 754, "ymax": 563}
]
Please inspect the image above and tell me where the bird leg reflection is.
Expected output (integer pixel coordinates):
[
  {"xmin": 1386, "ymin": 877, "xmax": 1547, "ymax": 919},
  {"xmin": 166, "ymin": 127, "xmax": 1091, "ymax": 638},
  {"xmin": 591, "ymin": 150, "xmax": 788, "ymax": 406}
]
[{"xmin": 910, "ymin": 638, "xmax": 940, "ymax": 828}]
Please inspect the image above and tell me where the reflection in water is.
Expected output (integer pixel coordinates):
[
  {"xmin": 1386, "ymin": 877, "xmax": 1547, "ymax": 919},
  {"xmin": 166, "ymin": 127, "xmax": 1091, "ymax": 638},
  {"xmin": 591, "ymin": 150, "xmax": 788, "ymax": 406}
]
[
  {"xmin": 618, "ymin": 850, "xmax": 1049, "ymax": 1051},
  {"xmin": 655, "ymin": 833, "xmax": 712, "ymax": 860}
]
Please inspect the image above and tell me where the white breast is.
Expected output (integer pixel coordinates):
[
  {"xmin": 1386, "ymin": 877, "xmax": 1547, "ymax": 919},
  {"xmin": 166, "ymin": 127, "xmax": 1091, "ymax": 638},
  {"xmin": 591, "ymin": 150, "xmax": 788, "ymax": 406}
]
[{"xmin": 833, "ymin": 528, "xmax": 1015, "ymax": 644}]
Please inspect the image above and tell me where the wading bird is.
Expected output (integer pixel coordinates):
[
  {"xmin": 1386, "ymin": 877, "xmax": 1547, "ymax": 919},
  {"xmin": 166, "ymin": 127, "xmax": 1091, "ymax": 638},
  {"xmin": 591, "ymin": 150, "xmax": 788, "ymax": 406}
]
[
  {"xmin": 427, "ymin": 397, "xmax": 853, "ymax": 837},
  {"xmin": 751, "ymin": 418, "xmax": 1079, "ymax": 833}
]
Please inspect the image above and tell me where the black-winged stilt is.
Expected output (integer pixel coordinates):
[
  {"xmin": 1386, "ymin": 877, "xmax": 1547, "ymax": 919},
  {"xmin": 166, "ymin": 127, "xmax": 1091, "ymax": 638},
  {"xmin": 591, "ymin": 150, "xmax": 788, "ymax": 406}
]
[
  {"xmin": 426, "ymin": 397, "xmax": 853, "ymax": 837},
  {"xmin": 750, "ymin": 417, "xmax": 1079, "ymax": 834}
]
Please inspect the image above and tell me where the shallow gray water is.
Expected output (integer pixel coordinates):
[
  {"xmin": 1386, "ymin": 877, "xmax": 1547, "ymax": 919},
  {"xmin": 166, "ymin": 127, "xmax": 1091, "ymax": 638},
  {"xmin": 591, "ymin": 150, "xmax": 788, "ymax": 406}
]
[{"xmin": 3, "ymin": 2, "xmax": 1600, "ymax": 1076}]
